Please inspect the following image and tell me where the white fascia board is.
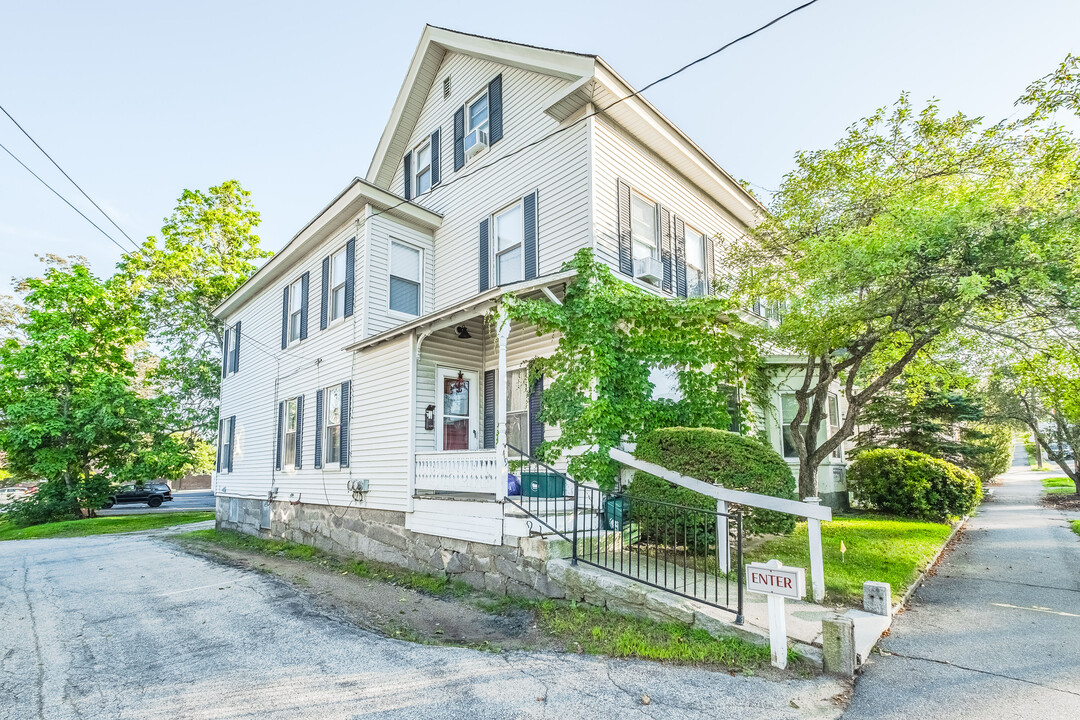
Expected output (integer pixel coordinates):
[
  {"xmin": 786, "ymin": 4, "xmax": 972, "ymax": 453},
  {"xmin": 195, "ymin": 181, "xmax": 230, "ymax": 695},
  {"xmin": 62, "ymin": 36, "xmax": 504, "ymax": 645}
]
[
  {"xmin": 592, "ymin": 61, "xmax": 765, "ymax": 229},
  {"xmin": 366, "ymin": 26, "xmax": 596, "ymax": 188},
  {"xmin": 213, "ymin": 179, "xmax": 442, "ymax": 319}
]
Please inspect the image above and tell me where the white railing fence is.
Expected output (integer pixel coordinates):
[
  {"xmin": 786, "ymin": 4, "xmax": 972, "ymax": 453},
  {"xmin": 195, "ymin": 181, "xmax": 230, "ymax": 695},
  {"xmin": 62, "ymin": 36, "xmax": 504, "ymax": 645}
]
[{"xmin": 415, "ymin": 450, "xmax": 500, "ymax": 496}]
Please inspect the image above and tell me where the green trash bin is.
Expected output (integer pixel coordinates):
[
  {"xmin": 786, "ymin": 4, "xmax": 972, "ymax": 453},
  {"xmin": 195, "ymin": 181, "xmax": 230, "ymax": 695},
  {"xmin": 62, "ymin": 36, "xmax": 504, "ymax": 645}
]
[
  {"xmin": 602, "ymin": 495, "xmax": 628, "ymax": 530},
  {"xmin": 520, "ymin": 471, "xmax": 565, "ymax": 498}
]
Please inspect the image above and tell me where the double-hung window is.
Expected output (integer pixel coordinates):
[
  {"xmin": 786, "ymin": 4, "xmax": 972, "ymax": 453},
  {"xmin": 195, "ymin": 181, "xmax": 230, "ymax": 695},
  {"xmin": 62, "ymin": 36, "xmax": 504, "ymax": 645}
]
[
  {"xmin": 495, "ymin": 201, "xmax": 523, "ymax": 285},
  {"xmin": 781, "ymin": 393, "xmax": 808, "ymax": 459},
  {"xmin": 324, "ymin": 384, "xmax": 342, "ymax": 466},
  {"xmin": 389, "ymin": 240, "xmax": 421, "ymax": 316},
  {"xmin": 828, "ymin": 394, "xmax": 843, "ymax": 459},
  {"xmin": 288, "ymin": 279, "xmax": 304, "ymax": 343},
  {"xmin": 329, "ymin": 247, "xmax": 348, "ymax": 323},
  {"xmin": 283, "ymin": 398, "xmax": 298, "ymax": 469},
  {"xmin": 414, "ymin": 140, "xmax": 432, "ymax": 195},
  {"xmin": 630, "ymin": 194, "xmax": 658, "ymax": 262},
  {"xmin": 505, "ymin": 368, "xmax": 529, "ymax": 453},
  {"xmin": 465, "ymin": 91, "xmax": 489, "ymax": 157},
  {"xmin": 685, "ymin": 225, "xmax": 707, "ymax": 297}
]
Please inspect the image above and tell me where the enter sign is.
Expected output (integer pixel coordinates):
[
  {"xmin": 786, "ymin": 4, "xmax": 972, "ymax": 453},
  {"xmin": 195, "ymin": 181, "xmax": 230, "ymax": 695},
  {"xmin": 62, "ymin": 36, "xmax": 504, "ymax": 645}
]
[{"xmin": 746, "ymin": 561, "xmax": 807, "ymax": 600}]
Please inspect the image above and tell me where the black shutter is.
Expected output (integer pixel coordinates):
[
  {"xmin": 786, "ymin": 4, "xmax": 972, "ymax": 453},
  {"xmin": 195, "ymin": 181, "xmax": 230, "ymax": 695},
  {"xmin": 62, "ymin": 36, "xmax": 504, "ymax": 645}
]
[
  {"xmin": 483, "ymin": 370, "xmax": 495, "ymax": 449},
  {"xmin": 227, "ymin": 416, "xmax": 236, "ymax": 473},
  {"xmin": 617, "ymin": 180, "xmax": 632, "ymax": 276},
  {"xmin": 314, "ymin": 389, "xmax": 324, "ymax": 469},
  {"xmin": 528, "ymin": 375, "xmax": 544, "ymax": 454},
  {"xmin": 523, "ymin": 190, "xmax": 538, "ymax": 280},
  {"xmin": 453, "ymin": 107, "xmax": 465, "ymax": 171},
  {"xmin": 216, "ymin": 418, "xmax": 223, "ymax": 472},
  {"xmin": 299, "ymin": 271, "xmax": 309, "ymax": 340},
  {"xmin": 403, "ymin": 151, "xmax": 412, "ymax": 200},
  {"xmin": 339, "ymin": 381, "xmax": 350, "ymax": 467},
  {"xmin": 705, "ymin": 236, "xmax": 716, "ymax": 295},
  {"xmin": 660, "ymin": 206, "xmax": 674, "ymax": 293},
  {"xmin": 430, "ymin": 129, "xmax": 441, "ymax": 186},
  {"xmin": 275, "ymin": 402, "xmax": 284, "ymax": 471},
  {"xmin": 232, "ymin": 323, "xmax": 241, "ymax": 373},
  {"xmin": 488, "ymin": 74, "xmax": 503, "ymax": 145},
  {"xmin": 344, "ymin": 238, "xmax": 355, "ymax": 318},
  {"xmin": 674, "ymin": 216, "xmax": 687, "ymax": 298},
  {"xmin": 222, "ymin": 328, "xmax": 230, "ymax": 379},
  {"xmin": 320, "ymin": 256, "xmax": 330, "ymax": 330},
  {"xmin": 294, "ymin": 395, "xmax": 304, "ymax": 470},
  {"xmin": 281, "ymin": 286, "xmax": 289, "ymax": 349},
  {"xmin": 478, "ymin": 218, "xmax": 490, "ymax": 291}
]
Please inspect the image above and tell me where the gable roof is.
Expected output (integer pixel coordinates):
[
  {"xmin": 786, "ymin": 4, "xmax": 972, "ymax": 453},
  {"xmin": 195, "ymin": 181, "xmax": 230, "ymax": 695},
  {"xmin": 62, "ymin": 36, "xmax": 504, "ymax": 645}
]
[{"xmin": 365, "ymin": 26, "xmax": 765, "ymax": 226}]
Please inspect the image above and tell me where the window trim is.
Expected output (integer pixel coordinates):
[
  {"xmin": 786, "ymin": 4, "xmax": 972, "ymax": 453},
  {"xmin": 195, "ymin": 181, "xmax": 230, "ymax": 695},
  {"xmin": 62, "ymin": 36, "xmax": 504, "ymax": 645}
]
[
  {"xmin": 218, "ymin": 417, "xmax": 232, "ymax": 475},
  {"xmin": 328, "ymin": 246, "xmax": 348, "ymax": 325},
  {"xmin": 492, "ymin": 199, "xmax": 525, "ymax": 286},
  {"xmin": 282, "ymin": 397, "xmax": 299, "ymax": 471},
  {"xmin": 780, "ymin": 392, "xmax": 807, "ymax": 460},
  {"xmin": 630, "ymin": 191, "xmax": 659, "ymax": 263},
  {"xmin": 684, "ymin": 223, "xmax": 707, "ymax": 298},
  {"xmin": 505, "ymin": 367, "xmax": 530, "ymax": 454},
  {"xmin": 828, "ymin": 394, "xmax": 843, "ymax": 460},
  {"xmin": 388, "ymin": 238, "xmax": 423, "ymax": 318},
  {"xmin": 463, "ymin": 88, "xmax": 491, "ymax": 164},
  {"xmin": 287, "ymin": 278, "xmax": 304, "ymax": 345},
  {"xmin": 323, "ymin": 383, "xmax": 342, "ymax": 470},
  {"xmin": 413, "ymin": 138, "xmax": 433, "ymax": 196}
]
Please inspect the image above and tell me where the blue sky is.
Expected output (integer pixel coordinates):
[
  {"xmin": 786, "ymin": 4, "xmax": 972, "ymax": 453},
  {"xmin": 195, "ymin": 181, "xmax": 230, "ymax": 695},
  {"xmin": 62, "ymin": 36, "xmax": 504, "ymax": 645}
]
[{"xmin": 2, "ymin": 0, "xmax": 1078, "ymax": 286}]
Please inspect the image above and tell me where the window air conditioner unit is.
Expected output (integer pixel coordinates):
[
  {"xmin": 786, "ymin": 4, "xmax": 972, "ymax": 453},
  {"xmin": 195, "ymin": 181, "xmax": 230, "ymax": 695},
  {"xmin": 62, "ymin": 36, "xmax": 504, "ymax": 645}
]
[
  {"xmin": 465, "ymin": 128, "xmax": 489, "ymax": 158},
  {"xmin": 634, "ymin": 257, "xmax": 663, "ymax": 284}
]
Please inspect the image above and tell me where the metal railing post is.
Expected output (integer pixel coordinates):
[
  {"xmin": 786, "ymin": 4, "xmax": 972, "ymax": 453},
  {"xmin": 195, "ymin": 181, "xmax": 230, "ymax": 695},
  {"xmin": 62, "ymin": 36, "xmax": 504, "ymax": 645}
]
[
  {"xmin": 571, "ymin": 480, "xmax": 579, "ymax": 565},
  {"xmin": 735, "ymin": 511, "xmax": 744, "ymax": 625}
]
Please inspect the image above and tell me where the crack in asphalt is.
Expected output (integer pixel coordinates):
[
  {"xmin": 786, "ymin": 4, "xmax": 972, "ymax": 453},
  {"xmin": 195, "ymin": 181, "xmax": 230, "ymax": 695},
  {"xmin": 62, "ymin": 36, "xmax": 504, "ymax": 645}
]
[
  {"xmin": 22, "ymin": 555, "xmax": 46, "ymax": 720},
  {"xmin": 877, "ymin": 650, "xmax": 1080, "ymax": 698}
]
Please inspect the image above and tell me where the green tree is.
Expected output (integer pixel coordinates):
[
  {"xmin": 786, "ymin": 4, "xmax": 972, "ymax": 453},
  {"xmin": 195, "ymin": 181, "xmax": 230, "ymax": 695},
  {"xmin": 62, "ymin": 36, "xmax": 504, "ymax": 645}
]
[
  {"xmin": 852, "ymin": 381, "xmax": 983, "ymax": 461},
  {"xmin": 728, "ymin": 91, "xmax": 1080, "ymax": 498},
  {"xmin": 0, "ymin": 259, "xmax": 192, "ymax": 522},
  {"xmin": 506, "ymin": 250, "xmax": 760, "ymax": 491},
  {"xmin": 119, "ymin": 180, "xmax": 268, "ymax": 437}
]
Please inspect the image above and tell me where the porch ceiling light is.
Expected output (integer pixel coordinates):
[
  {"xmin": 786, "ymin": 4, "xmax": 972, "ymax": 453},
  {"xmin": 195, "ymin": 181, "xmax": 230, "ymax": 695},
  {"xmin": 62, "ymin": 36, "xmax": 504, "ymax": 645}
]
[{"xmin": 455, "ymin": 325, "xmax": 472, "ymax": 339}]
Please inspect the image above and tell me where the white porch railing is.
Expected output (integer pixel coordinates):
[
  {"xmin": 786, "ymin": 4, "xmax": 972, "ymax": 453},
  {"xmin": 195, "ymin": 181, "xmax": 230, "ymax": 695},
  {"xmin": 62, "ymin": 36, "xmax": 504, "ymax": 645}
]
[{"xmin": 415, "ymin": 450, "xmax": 500, "ymax": 496}]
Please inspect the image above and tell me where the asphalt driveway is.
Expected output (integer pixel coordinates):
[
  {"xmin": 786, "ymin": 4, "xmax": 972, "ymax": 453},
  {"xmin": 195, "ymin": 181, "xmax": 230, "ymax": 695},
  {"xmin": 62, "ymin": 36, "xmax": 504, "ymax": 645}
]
[
  {"xmin": 1, "ymin": 527, "xmax": 846, "ymax": 720},
  {"xmin": 843, "ymin": 449, "xmax": 1080, "ymax": 719}
]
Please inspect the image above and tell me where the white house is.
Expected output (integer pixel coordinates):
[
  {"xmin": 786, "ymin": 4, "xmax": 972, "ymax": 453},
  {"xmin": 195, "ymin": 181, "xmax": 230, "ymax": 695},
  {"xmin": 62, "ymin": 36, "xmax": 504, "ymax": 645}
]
[{"xmin": 211, "ymin": 26, "xmax": 848, "ymax": 595}]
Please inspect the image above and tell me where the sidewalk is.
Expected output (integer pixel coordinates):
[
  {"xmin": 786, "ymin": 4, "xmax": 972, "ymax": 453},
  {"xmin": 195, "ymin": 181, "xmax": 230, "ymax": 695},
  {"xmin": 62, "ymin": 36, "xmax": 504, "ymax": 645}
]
[{"xmin": 843, "ymin": 445, "xmax": 1080, "ymax": 718}]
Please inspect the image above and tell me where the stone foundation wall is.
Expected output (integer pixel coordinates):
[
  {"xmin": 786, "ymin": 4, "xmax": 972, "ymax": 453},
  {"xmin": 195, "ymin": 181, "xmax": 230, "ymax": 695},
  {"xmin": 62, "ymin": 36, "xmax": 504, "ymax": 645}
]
[{"xmin": 215, "ymin": 496, "xmax": 568, "ymax": 599}]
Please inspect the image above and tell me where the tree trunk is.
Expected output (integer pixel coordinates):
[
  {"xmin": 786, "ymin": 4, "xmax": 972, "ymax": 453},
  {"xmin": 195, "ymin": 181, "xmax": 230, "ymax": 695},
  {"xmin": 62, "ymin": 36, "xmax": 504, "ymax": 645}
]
[
  {"xmin": 798, "ymin": 462, "xmax": 818, "ymax": 500},
  {"xmin": 1035, "ymin": 439, "xmax": 1043, "ymax": 470}
]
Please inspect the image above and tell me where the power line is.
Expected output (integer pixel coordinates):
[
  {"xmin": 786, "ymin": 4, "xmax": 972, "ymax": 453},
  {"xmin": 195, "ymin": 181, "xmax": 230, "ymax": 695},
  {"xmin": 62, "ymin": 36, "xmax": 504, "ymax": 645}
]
[
  {"xmin": 0, "ymin": 102, "xmax": 138, "ymax": 247},
  {"xmin": 0, "ymin": 139, "xmax": 131, "ymax": 256}
]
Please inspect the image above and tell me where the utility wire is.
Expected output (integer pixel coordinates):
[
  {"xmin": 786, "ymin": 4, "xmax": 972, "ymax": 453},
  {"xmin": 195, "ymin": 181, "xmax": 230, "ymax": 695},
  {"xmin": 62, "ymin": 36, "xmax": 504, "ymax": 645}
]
[
  {"xmin": 0, "ymin": 139, "xmax": 131, "ymax": 255},
  {"xmin": 0, "ymin": 102, "xmax": 138, "ymax": 247}
]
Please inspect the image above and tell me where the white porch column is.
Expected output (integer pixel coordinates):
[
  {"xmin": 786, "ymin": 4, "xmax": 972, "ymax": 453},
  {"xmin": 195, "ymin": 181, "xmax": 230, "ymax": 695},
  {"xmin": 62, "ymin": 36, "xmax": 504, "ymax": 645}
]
[{"xmin": 494, "ymin": 304, "xmax": 511, "ymax": 501}]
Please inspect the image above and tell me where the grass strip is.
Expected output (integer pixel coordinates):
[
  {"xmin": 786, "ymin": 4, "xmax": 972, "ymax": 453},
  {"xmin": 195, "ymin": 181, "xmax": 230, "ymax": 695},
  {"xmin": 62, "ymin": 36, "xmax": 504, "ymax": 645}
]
[
  {"xmin": 1070, "ymin": 520, "xmax": 1080, "ymax": 538},
  {"xmin": 1042, "ymin": 477, "xmax": 1077, "ymax": 495},
  {"xmin": 745, "ymin": 513, "xmax": 954, "ymax": 605},
  {"xmin": 179, "ymin": 528, "xmax": 472, "ymax": 597},
  {"xmin": 0, "ymin": 511, "xmax": 214, "ymax": 541}
]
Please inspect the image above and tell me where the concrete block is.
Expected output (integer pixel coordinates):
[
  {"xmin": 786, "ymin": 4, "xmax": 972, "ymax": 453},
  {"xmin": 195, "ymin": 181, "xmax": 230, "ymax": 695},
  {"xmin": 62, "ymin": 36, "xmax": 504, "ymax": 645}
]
[
  {"xmin": 822, "ymin": 613, "xmax": 856, "ymax": 677},
  {"xmin": 863, "ymin": 581, "xmax": 892, "ymax": 616}
]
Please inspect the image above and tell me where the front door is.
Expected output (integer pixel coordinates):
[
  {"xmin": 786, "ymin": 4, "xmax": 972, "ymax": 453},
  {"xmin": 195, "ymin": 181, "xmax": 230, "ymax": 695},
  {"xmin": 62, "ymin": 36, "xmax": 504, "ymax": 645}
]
[{"xmin": 436, "ymin": 368, "xmax": 479, "ymax": 451}]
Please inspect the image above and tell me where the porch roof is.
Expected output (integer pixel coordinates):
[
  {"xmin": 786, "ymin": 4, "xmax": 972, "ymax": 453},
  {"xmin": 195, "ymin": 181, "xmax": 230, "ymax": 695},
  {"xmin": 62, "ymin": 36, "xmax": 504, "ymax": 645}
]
[{"xmin": 344, "ymin": 270, "xmax": 575, "ymax": 353}]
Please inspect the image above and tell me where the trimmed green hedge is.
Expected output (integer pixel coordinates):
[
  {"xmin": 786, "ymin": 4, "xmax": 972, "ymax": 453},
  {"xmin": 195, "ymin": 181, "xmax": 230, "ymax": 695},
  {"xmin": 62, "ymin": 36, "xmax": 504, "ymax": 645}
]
[
  {"xmin": 628, "ymin": 427, "xmax": 797, "ymax": 537},
  {"xmin": 849, "ymin": 448, "xmax": 982, "ymax": 521}
]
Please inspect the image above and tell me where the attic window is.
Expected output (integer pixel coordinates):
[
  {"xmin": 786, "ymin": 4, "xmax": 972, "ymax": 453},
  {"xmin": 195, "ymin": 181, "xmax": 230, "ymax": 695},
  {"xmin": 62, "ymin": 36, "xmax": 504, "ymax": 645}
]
[{"xmin": 443, "ymin": 76, "xmax": 451, "ymax": 99}]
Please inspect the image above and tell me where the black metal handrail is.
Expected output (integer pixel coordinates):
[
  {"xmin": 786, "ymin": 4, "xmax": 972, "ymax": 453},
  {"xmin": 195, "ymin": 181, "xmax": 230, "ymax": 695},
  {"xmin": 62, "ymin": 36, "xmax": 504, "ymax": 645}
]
[{"xmin": 504, "ymin": 443, "xmax": 744, "ymax": 621}]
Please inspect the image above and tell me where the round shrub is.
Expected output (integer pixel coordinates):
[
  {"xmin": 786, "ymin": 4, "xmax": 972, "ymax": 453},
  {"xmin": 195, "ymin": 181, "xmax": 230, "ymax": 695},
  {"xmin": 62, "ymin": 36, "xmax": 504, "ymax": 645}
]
[
  {"xmin": 628, "ymin": 427, "xmax": 797, "ymax": 538},
  {"xmin": 848, "ymin": 448, "xmax": 982, "ymax": 521}
]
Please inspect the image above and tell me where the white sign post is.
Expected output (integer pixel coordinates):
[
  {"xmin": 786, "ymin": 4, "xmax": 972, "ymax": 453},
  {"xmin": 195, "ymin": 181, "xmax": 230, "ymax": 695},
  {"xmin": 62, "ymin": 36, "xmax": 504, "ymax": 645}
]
[{"xmin": 746, "ymin": 559, "xmax": 807, "ymax": 669}]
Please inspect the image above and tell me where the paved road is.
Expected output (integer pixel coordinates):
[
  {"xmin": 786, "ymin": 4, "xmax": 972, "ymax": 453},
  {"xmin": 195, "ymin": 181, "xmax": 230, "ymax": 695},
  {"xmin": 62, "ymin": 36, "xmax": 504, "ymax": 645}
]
[
  {"xmin": 1, "ymin": 528, "xmax": 845, "ymax": 720},
  {"xmin": 97, "ymin": 489, "xmax": 215, "ymax": 516},
  {"xmin": 843, "ymin": 446, "xmax": 1080, "ymax": 719}
]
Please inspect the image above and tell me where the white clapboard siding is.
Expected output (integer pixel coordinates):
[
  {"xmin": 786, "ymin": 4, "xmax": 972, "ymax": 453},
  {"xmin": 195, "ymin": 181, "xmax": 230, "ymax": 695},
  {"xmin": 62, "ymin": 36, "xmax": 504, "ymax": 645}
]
[
  {"xmin": 364, "ymin": 213, "xmax": 436, "ymax": 339},
  {"xmin": 406, "ymin": 497, "xmax": 504, "ymax": 545},
  {"xmin": 591, "ymin": 116, "xmax": 750, "ymax": 288},
  {"xmin": 387, "ymin": 51, "xmax": 592, "ymax": 310},
  {"xmin": 415, "ymin": 318, "xmax": 486, "ymax": 453}
]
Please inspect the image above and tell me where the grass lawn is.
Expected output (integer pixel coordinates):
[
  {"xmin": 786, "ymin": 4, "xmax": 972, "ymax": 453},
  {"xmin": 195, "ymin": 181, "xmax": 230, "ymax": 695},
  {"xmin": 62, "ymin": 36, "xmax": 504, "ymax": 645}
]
[
  {"xmin": 1042, "ymin": 477, "xmax": 1077, "ymax": 495},
  {"xmin": 744, "ymin": 513, "xmax": 955, "ymax": 606},
  {"xmin": 1070, "ymin": 521, "xmax": 1080, "ymax": 538},
  {"xmin": 0, "ymin": 511, "xmax": 214, "ymax": 541}
]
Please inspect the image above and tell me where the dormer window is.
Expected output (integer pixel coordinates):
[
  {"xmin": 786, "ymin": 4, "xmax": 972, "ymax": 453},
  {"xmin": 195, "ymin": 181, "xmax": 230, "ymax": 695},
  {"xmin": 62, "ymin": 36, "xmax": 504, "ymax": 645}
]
[{"xmin": 414, "ymin": 140, "xmax": 432, "ymax": 195}]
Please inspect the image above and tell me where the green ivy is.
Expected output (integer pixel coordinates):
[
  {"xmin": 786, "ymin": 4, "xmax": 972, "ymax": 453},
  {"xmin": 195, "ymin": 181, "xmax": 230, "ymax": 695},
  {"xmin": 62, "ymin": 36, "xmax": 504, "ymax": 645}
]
[{"xmin": 505, "ymin": 250, "xmax": 761, "ymax": 493}]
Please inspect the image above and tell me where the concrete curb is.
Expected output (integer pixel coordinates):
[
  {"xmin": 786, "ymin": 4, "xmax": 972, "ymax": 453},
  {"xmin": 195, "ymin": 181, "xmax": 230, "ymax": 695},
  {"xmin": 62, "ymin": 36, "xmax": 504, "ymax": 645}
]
[{"xmin": 891, "ymin": 514, "xmax": 968, "ymax": 615}]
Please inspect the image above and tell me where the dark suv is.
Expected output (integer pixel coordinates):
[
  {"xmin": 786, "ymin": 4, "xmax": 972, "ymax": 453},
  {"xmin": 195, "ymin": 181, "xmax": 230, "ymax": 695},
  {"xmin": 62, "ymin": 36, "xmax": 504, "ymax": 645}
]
[{"xmin": 101, "ymin": 482, "xmax": 173, "ymax": 508}]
